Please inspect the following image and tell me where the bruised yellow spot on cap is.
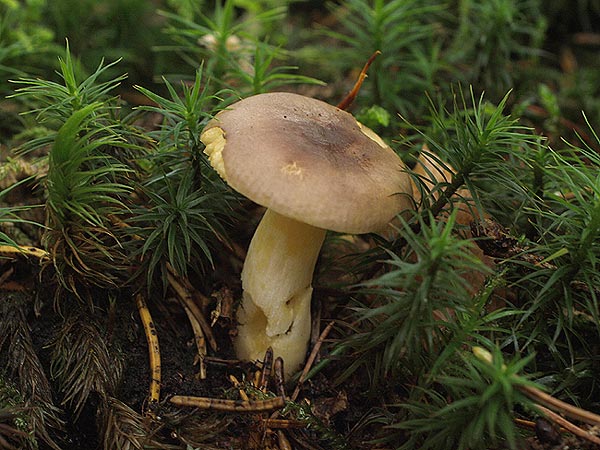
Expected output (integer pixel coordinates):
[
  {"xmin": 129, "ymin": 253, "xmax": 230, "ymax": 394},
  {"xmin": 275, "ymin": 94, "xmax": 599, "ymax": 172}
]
[
  {"xmin": 357, "ymin": 121, "xmax": 388, "ymax": 149},
  {"xmin": 281, "ymin": 161, "xmax": 303, "ymax": 178},
  {"xmin": 201, "ymin": 126, "xmax": 227, "ymax": 180},
  {"xmin": 201, "ymin": 93, "xmax": 414, "ymax": 234}
]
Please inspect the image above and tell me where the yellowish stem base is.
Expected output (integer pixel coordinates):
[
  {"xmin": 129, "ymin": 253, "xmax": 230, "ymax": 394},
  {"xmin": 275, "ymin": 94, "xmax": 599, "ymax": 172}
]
[{"xmin": 234, "ymin": 209, "xmax": 326, "ymax": 376}]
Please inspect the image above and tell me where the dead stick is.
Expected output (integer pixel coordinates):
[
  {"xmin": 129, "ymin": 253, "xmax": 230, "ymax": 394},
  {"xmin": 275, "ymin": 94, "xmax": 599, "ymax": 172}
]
[
  {"xmin": 259, "ymin": 347, "xmax": 274, "ymax": 392},
  {"xmin": 277, "ymin": 430, "xmax": 293, "ymax": 450},
  {"xmin": 474, "ymin": 347, "xmax": 600, "ymax": 432},
  {"xmin": 136, "ymin": 293, "xmax": 161, "ymax": 412},
  {"xmin": 170, "ymin": 395, "xmax": 284, "ymax": 412},
  {"xmin": 203, "ymin": 356, "xmax": 243, "ymax": 365},
  {"xmin": 229, "ymin": 375, "xmax": 250, "ymax": 402},
  {"xmin": 0, "ymin": 267, "xmax": 14, "ymax": 285},
  {"xmin": 0, "ymin": 244, "xmax": 48, "ymax": 259},
  {"xmin": 337, "ymin": 50, "xmax": 381, "ymax": 111},
  {"xmin": 291, "ymin": 321, "xmax": 335, "ymax": 402},
  {"xmin": 274, "ymin": 357, "xmax": 287, "ymax": 402},
  {"xmin": 166, "ymin": 268, "xmax": 218, "ymax": 351},
  {"xmin": 262, "ymin": 418, "xmax": 307, "ymax": 429},
  {"xmin": 181, "ymin": 302, "xmax": 207, "ymax": 379},
  {"xmin": 519, "ymin": 384, "xmax": 600, "ymax": 427},
  {"xmin": 535, "ymin": 404, "xmax": 600, "ymax": 445}
]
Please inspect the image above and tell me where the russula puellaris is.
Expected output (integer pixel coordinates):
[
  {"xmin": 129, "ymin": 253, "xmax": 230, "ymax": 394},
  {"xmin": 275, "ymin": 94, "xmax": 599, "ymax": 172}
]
[{"xmin": 200, "ymin": 92, "xmax": 413, "ymax": 375}]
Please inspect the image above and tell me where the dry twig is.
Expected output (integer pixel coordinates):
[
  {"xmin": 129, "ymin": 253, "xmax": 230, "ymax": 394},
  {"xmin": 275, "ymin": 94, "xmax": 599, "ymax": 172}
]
[
  {"xmin": 166, "ymin": 265, "xmax": 218, "ymax": 352},
  {"xmin": 337, "ymin": 50, "xmax": 381, "ymax": 111},
  {"xmin": 136, "ymin": 293, "xmax": 161, "ymax": 415},
  {"xmin": 170, "ymin": 395, "xmax": 285, "ymax": 412},
  {"xmin": 535, "ymin": 404, "xmax": 600, "ymax": 446},
  {"xmin": 0, "ymin": 244, "xmax": 48, "ymax": 259},
  {"xmin": 291, "ymin": 321, "xmax": 335, "ymax": 402},
  {"xmin": 519, "ymin": 384, "xmax": 600, "ymax": 427}
]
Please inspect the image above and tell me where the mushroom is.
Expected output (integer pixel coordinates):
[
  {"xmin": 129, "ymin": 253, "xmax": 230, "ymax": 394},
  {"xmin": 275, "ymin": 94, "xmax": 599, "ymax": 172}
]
[{"xmin": 200, "ymin": 92, "xmax": 413, "ymax": 375}]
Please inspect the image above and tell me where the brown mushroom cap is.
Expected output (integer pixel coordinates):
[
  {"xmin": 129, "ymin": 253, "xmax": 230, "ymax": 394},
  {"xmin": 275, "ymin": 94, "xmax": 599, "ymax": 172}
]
[{"xmin": 202, "ymin": 92, "xmax": 412, "ymax": 234}]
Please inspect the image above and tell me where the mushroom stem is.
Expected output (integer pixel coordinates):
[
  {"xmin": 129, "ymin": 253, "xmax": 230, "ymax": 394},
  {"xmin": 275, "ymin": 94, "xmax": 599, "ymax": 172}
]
[{"xmin": 234, "ymin": 209, "xmax": 326, "ymax": 375}]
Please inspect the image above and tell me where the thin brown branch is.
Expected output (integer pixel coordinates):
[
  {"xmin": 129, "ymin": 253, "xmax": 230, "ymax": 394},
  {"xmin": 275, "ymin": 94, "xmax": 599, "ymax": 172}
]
[
  {"xmin": 291, "ymin": 321, "xmax": 335, "ymax": 402},
  {"xmin": 519, "ymin": 384, "xmax": 600, "ymax": 427},
  {"xmin": 259, "ymin": 347, "xmax": 274, "ymax": 392},
  {"xmin": 182, "ymin": 302, "xmax": 207, "ymax": 379},
  {"xmin": 274, "ymin": 357, "xmax": 287, "ymax": 401},
  {"xmin": 261, "ymin": 418, "xmax": 307, "ymax": 429},
  {"xmin": 228, "ymin": 375, "xmax": 250, "ymax": 402},
  {"xmin": 0, "ymin": 244, "xmax": 48, "ymax": 259},
  {"xmin": 277, "ymin": 430, "xmax": 293, "ymax": 450},
  {"xmin": 535, "ymin": 404, "xmax": 600, "ymax": 446},
  {"xmin": 336, "ymin": 50, "xmax": 381, "ymax": 111},
  {"xmin": 136, "ymin": 293, "xmax": 161, "ymax": 414},
  {"xmin": 170, "ymin": 395, "xmax": 285, "ymax": 412},
  {"xmin": 166, "ymin": 266, "xmax": 218, "ymax": 352}
]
